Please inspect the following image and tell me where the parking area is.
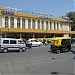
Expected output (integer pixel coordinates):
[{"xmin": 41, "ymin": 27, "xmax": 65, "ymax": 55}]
[{"xmin": 0, "ymin": 44, "xmax": 75, "ymax": 75}]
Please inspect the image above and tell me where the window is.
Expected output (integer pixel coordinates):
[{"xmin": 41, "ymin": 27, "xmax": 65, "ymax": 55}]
[
  {"xmin": 32, "ymin": 19, "xmax": 35, "ymax": 29},
  {"xmin": 10, "ymin": 17, "xmax": 14, "ymax": 28},
  {"xmin": 69, "ymin": 24, "xmax": 71, "ymax": 30},
  {"xmin": 60, "ymin": 23, "xmax": 62, "ymax": 30},
  {"xmin": 38, "ymin": 20, "xmax": 40, "ymax": 29},
  {"xmin": 22, "ymin": 18, "xmax": 25, "ymax": 28},
  {"xmin": 57, "ymin": 22, "xmax": 59, "ymax": 30},
  {"xmin": 34, "ymin": 40, "xmax": 38, "ymax": 42},
  {"xmin": 28, "ymin": 19, "xmax": 31, "ymax": 28},
  {"xmin": 50, "ymin": 21, "xmax": 52, "ymax": 30},
  {"xmin": 10, "ymin": 40, "xmax": 16, "ymax": 44},
  {"xmin": 42, "ymin": 20, "xmax": 44, "ymax": 29},
  {"xmin": 3, "ymin": 40, "xmax": 9, "ymax": 44},
  {"xmin": 18, "ymin": 40, "xmax": 24, "ymax": 44},
  {"xmin": 5, "ymin": 16, "xmax": 9, "ymax": 28},
  {"xmin": 17, "ymin": 18, "xmax": 20, "ymax": 28},
  {"xmin": 54, "ymin": 22, "xmax": 56, "ymax": 30},
  {"xmin": 46, "ymin": 21, "xmax": 48, "ymax": 30}
]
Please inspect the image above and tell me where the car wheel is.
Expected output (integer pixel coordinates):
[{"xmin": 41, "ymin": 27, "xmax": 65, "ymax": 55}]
[
  {"xmin": 19, "ymin": 48, "xmax": 23, "ymax": 52},
  {"xmin": 3, "ymin": 48, "xmax": 8, "ymax": 53},
  {"xmin": 66, "ymin": 49, "xmax": 70, "ymax": 52},
  {"xmin": 57, "ymin": 50, "xmax": 60, "ymax": 54},
  {"xmin": 39, "ymin": 44, "xmax": 42, "ymax": 46},
  {"xmin": 65, "ymin": 49, "xmax": 68, "ymax": 52}
]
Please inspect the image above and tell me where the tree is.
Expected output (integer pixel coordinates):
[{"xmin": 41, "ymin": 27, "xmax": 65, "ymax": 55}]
[{"xmin": 66, "ymin": 12, "xmax": 75, "ymax": 31}]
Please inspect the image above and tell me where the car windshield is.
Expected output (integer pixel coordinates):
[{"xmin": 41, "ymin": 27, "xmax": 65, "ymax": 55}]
[
  {"xmin": 34, "ymin": 40, "xmax": 38, "ymax": 42},
  {"xmin": 31, "ymin": 40, "xmax": 38, "ymax": 42},
  {"xmin": 18, "ymin": 40, "xmax": 24, "ymax": 44}
]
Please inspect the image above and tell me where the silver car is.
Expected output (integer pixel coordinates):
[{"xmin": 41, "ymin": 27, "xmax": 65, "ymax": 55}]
[{"xmin": 0, "ymin": 38, "xmax": 26, "ymax": 53}]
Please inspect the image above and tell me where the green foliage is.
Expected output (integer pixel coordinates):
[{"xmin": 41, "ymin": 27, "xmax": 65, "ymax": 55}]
[{"xmin": 66, "ymin": 12, "xmax": 75, "ymax": 31}]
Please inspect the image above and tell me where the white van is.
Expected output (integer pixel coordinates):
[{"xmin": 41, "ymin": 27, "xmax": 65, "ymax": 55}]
[{"xmin": 0, "ymin": 38, "xmax": 26, "ymax": 53}]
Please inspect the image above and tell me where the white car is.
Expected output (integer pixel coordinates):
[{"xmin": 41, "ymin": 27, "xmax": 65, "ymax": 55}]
[{"xmin": 28, "ymin": 39, "xmax": 43, "ymax": 47}]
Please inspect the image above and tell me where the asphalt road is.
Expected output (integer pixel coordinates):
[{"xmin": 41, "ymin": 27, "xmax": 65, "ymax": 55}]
[{"xmin": 0, "ymin": 44, "xmax": 75, "ymax": 75}]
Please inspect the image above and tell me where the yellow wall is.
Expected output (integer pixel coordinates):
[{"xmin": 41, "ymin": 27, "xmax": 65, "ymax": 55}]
[{"xmin": 0, "ymin": 7, "xmax": 6, "ymax": 10}]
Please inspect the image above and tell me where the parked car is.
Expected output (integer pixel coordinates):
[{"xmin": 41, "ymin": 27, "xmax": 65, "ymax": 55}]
[
  {"xmin": 28, "ymin": 39, "xmax": 43, "ymax": 47},
  {"xmin": 0, "ymin": 38, "xmax": 26, "ymax": 53}
]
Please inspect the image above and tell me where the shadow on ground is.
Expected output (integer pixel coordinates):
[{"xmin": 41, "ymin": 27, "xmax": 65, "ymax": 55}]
[{"xmin": 50, "ymin": 71, "xmax": 74, "ymax": 75}]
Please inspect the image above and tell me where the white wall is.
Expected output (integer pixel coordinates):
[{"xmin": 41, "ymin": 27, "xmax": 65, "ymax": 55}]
[
  {"xmin": 62, "ymin": 23, "xmax": 69, "ymax": 31},
  {"xmin": 64, "ymin": 34, "xmax": 69, "ymax": 37},
  {"xmin": 0, "ymin": 16, "xmax": 2, "ymax": 28}
]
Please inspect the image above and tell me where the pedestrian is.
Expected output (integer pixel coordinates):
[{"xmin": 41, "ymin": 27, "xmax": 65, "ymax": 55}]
[{"xmin": 67, "ymin": 41, "xmax": 71, "ymax": 50}]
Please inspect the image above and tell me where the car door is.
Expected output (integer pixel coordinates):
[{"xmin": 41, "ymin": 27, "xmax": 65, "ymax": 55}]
[
  {"xmin": 32, "ymin": 40, "xmax": 39, "ymax": 46},
  {"xmin": 2, "ymin": 40, "xmax": 9, "ymax": 49},
  {"xmin": 18, "ymin": 40, "xmax": 25, "ymax": 50},
  {"xmin": 9, "ymin": 40, "xmax": 18, "ymax": 50}
]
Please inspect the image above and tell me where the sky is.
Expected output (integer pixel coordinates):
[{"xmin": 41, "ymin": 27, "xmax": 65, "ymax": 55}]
[{"xmin": 0, "ymin": 0, "xmax": 74, "ymax": 17}]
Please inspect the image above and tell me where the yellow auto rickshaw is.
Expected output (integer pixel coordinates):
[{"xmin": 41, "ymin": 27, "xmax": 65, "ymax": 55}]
[{"xmin": 50, "ymin": 37, "xmax": 71, "ymax": 54}]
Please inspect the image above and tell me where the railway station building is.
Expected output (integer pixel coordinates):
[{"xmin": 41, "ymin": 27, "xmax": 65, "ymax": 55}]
[{"xmin": 0, "ymin": 7, "xmax": 74, "ymax": 39}]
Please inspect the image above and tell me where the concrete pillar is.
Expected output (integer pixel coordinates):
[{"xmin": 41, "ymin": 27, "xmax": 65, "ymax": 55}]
[
  {"xmin": 35, "ymin": 19, "xmax": 38, "ymax": 29},
  {"xmin": 44, "ymin": 34, "xmax": 46, "ymax": 38},
  {"xmin": 69, "ymin": 23, "xmax": 71, "ymax": 31},
  {"xmin": 2, "ymin": 16, "xmax": 5, "ymax": 28},
  {"xmin": 5, "ymin": 33, "xmax": 7, "ymax": 38},
  {"xmin": 8, "ymin": 16, "xmax": 10, "ymax": 28},
  {"xmin": 31, "ymin": 19, "xmax": 32, "ymax": 29},
  {"xmin": 20, "ymin": 33, "xmax": 22, "ymax": 38},
  {"xmin": 0, "ymin": 33, "xmax": 2, "ymax": 38},
  {"xmin": 54, "ymin": 34, "xmax": 55, "ymax": 37},
  {"xmin": 40, "ymin": 20, "xmax": 42, "ymax": 29},
  {"xmin": 44, "ymin": 20, "xmax": 46, "ymax": 30},
  {"xmin": 25, "ymin": 18, "xmax": 28, "ymax": 29},
  {"xmin": 58, "ymin": 22, "xmax": 61, "ymax": 30},
  {"xmin": 33, "ymin": 33, "xmax": 35, "ymax": 38},
  {"xmin": 20, "ymin": 17, "xmax": 22, "ymax": 28},
  {"xmin": 55, "ymin": 22, "xmax": 57, "ymax": 30},
  {"xmin": 0, "ymin": 16, "xmax": 2, "ymax": 28},
  {"xmin": 48, "ymin": 21, "xmax": 50, "ymax": 30},
  {"xmin": 14, "ymin": 17, "xmax": 17, "ymax": 28},
  {"xmin": 52, "ymin": 22, "xmax": 54, "ymax": 30}
]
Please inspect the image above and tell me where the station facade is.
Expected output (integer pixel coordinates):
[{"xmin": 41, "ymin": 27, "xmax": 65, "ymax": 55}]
[{"xmin": 0, "ymin": 7, "xmax": 74, "ymax": 39}]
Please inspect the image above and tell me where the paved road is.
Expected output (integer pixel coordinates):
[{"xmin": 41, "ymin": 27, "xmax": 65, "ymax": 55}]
[{"xmin": 0, "ymin": 45, "xmax": 75, "ymax": 75}]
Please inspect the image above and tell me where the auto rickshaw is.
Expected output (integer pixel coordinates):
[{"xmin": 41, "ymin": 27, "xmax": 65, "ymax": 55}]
[
  {"xmin": 50, "ymin": 37, "xmax": 71, "ymax": 54},
  {"xmin": 38, "ymin": 38, "xmax": 46, "ymax": 44}
]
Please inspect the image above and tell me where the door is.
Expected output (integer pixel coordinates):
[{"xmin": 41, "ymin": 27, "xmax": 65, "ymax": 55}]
[{"xmin": 9, "ymin": 40, "xmax": 18, "ymax": 50}]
